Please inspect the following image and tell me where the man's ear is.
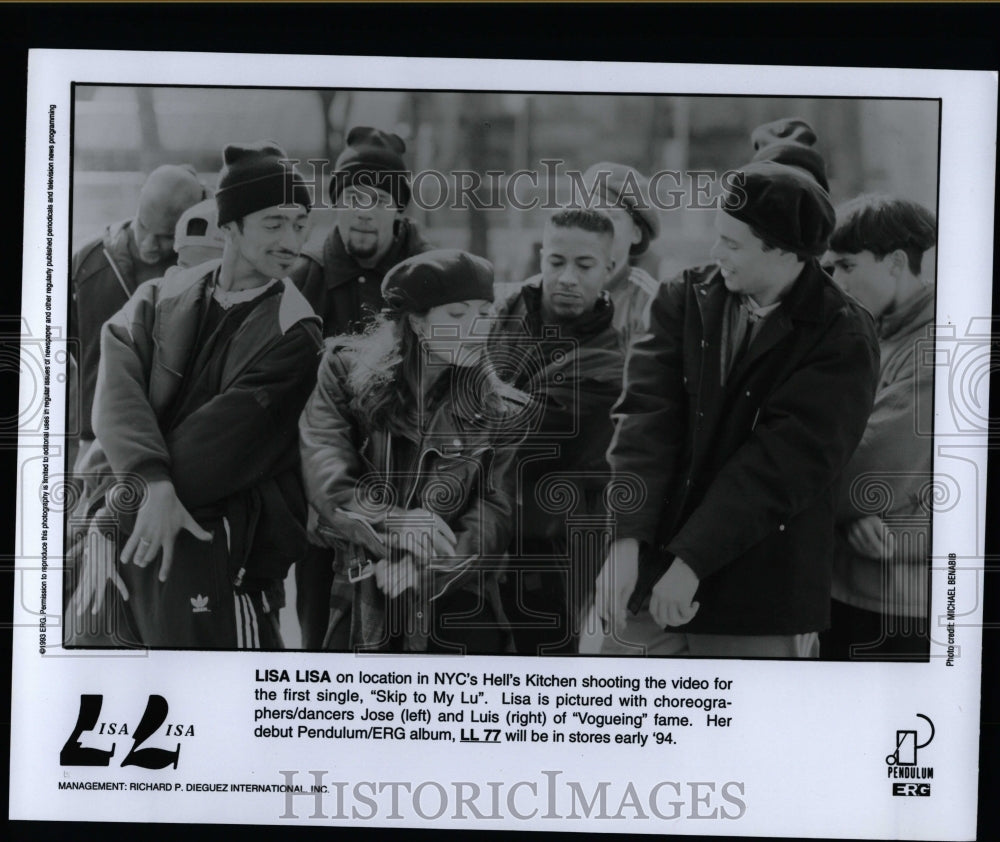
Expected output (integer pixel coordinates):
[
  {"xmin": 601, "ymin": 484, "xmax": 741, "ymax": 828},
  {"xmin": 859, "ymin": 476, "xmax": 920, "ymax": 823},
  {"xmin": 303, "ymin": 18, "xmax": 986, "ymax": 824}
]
[
  {"xmin": 407, "ymin": 312, "xmax": 424, "ymax": 337},
  {"xmin": 888, "ymin": 248, "xmax": 908, "ymax": 276},
  {"xmin": 630, "ymin": 220, "xmax": 643, "ymax": 247}
]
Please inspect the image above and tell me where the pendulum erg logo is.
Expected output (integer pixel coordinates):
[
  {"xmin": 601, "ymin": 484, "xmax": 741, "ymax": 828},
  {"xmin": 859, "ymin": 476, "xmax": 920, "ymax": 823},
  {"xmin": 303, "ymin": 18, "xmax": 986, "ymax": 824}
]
[{"xmin": 886, "ymin": 713, "xmax": 934, "ymax": 796}]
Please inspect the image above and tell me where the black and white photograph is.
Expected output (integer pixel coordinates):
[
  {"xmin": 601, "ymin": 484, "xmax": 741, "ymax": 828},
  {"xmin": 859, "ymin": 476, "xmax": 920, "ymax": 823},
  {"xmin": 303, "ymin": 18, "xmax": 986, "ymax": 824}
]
[
  {"xmin": 62, "ymin": 85, "xmax": 940, "ymax": 660},
  {"xmin": 10, "ymin": 49, "xmax": 994, "ymax": 838}
]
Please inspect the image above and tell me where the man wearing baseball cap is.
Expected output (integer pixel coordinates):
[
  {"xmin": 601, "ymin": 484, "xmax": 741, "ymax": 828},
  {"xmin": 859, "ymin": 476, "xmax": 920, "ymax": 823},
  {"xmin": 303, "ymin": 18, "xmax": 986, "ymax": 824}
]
[
  {"xmin": 168, "ymin": 197, "xmax": 226, "ymax": 273},
  {"xmin": 68, "ymin": 141, "xmax": 322, "ymax": 650},
  {"xmin": 291, "ymin": 126, "xmax": 433, "ymax": 337},
  {"xmin": 589, "ymin": 161, "xmax": 879, "ymax": 658}
]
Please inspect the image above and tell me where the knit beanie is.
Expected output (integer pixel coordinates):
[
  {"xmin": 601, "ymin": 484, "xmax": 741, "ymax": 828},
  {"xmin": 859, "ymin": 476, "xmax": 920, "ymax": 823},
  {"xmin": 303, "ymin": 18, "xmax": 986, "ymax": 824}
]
[
  {"xmin": 723, "ymin": 161, "xmax": 835, "ymax": 258},
  {"xmin": 382, "ymin": 249, "xmax": 494, "ymax": 314},
  {"xmin": 215, "ymin": 141, "xmax": 311, "ymax": 227},
  {"xmin": 750, "ymin": 117, "xmax": 829, "ymax": 192},
  {"xmin": 330, "ymin": 127, "xmax": 411, "ymax": 209}
]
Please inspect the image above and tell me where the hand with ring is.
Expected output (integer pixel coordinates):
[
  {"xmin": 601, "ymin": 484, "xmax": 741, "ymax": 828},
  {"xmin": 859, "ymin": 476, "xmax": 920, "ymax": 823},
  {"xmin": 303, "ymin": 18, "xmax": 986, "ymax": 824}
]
[{"xmin": 120, "ymin": 480, "xmax": 212, "ymax": 582}]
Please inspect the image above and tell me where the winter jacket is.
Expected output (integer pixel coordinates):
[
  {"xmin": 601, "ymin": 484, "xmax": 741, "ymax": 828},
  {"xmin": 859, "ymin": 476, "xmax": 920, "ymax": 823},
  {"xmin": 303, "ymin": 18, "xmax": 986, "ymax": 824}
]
[
  {"xmin": 70, "ymin": 219, "xmax": 179, "ymax": 440},
  {"xmin": 290, "ymin": 218, "xmax": 433, "ymax": 337},
  {"xmin": 500, "ymin": 264, "xmax": 659, "ymax": 353},
  {"xmin": 490, "ymin": 282, "xmax": 625, "ymax": 541},
  {"xmin": 298, "ymin": 346, "xmax": 524, "ymax": 650},
  {"xmin": 606, "ymin": 262, "xmax": 659, "ymax": 349},
  {"xmin": 609, "ymin": 260, "xmax": 880, "ymax": 635},
  {"xmin": 833, "ymin": 286, "xmax": 935, "ymax": 617},
  {"xmin": 82, "ymin": 260, "xmax": 323, "ymax": 590}
]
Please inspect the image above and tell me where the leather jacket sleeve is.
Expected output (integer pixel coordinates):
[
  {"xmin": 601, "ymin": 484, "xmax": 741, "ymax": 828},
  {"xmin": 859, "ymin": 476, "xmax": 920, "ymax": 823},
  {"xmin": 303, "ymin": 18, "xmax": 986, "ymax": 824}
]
[
  {"xmin": 299, "ymin": 346, "xmax": 388, "ymax": 558},
  {"xmin": 428, "ymin": 439, "xmax": 518, "ymax": 601}
]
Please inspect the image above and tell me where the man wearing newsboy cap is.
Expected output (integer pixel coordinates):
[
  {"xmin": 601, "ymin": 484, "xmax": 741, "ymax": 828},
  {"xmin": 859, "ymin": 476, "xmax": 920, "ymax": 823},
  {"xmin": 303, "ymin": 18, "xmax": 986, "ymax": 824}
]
[{"xmin": 589, "ymin": 161, "xmax": 879, "ymax": 658}]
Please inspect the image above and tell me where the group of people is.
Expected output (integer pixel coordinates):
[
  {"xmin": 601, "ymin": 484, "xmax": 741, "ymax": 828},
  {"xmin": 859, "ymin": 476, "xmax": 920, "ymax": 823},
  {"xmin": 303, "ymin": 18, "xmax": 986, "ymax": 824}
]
[{"xmin": 65, "ymin": 118, "xmax": 936, "ymax": 660}]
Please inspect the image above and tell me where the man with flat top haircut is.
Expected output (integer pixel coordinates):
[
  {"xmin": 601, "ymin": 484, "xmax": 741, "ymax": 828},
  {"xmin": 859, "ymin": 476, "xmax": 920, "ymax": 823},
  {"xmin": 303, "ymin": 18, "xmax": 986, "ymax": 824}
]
[{"xmin": 491, "ymin": 208, "xmax": 625, "ymax": 654}]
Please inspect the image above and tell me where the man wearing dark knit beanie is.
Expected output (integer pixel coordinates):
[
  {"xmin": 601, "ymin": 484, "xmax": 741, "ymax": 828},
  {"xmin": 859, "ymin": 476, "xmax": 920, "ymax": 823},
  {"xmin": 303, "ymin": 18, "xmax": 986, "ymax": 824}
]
[
  {"xmin": 67, "ymin": 140, "xmax": 322, "ymax": 650},
  {"xmin": 587, "ymin": 161, "xmax": 880, "ymax": 659},
  {"xmin": 291, "ymin": 126, "xmax": 433, "ymax": 337}
]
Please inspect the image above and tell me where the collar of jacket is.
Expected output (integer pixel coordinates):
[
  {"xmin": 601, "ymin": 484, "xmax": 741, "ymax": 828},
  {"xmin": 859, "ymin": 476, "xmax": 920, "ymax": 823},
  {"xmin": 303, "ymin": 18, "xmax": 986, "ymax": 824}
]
[
  {"xmin": 149, "ymin": 262, "xmax": 320, "ymax": 379},
  {"xmin": 315, "ymin": 217, "xmax": 423, "ymax": 290},
  {"xmin": 513, "ymin": 281, "xmax": 616, "ymax": 340},
  {"xmin": 605, "ymin": 259, "xmax": 634, "ymax": 297},
  {"xmin": 101, "ymin": 218, "xmax": 137, "ymax": 279},
  {"xmin": 877, "ymin": 284, "xmax": 935, "ymax": 341},
  {"xmin": 695, "ymin": 259, "xmax": 829, "ymax": 325},
  {"xmin": 104, "ymin": 218, "xmax": 133, "ymax": 257}
]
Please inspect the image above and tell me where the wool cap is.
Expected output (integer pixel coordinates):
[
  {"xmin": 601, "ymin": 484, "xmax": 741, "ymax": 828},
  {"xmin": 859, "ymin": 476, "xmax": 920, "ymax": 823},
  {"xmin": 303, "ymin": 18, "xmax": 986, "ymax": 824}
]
[
  {"xmin": 174, "ymin": 198, "xmax": 225, "ymax": 251},
  {"xmin": 751, "ymin": 117, "xmax": 818, "ymax": 151},
  {"xmin": 382, "ymin": 249, "xmax": 494, "ymax": 314},
  {"xmin": 580, "ymin": 162, "xmax": 661, "ymax": 255},
  {"xmin": 215, "ymin": 141, "xmax": 311, "ymax": 227},
  {"xmin": 723, "ymin": 161, "xmax": 835, "ymax": 258},
  {"xmin": 330, "ymin": 126, "xmax": 411, "ymax": 209},
  {"xmin": 750, "ymin": 117, "xmax": 829, "ymax": 192}
]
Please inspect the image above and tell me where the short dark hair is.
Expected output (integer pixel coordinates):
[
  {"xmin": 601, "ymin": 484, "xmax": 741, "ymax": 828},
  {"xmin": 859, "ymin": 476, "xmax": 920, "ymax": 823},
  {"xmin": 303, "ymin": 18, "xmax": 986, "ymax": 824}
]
[
  {"xmin": 547, "ymin": 208, "xmax": 614, "ymax": 239},
  {"xmin": 830, "ymin": 194, "xmax": 936, "ymax": 275},
  {"xmin": 753, "ymin": 228, "xmax": 812, "ymax": 262}
]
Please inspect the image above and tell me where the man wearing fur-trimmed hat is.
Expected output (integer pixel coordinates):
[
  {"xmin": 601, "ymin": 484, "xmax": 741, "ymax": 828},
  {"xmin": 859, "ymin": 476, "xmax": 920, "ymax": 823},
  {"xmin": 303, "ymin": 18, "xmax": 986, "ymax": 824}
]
[
  {"xmin": 68, "ymin": 141, "xmax": 322, "ymax": 650},
  {"xmin": 588, "ymin": 161, "xmax": 879, "ymax": 659},
  {"xmin": 291, "ymin": 127, "xmax": 433, "ymax": 337}
]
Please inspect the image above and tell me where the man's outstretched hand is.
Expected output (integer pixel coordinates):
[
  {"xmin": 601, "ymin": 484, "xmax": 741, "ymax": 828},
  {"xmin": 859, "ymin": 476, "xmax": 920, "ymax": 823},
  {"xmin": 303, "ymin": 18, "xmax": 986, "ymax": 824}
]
[{"xmin": 120, "ymin": 480, "xmax": 212, "ymax": 582}]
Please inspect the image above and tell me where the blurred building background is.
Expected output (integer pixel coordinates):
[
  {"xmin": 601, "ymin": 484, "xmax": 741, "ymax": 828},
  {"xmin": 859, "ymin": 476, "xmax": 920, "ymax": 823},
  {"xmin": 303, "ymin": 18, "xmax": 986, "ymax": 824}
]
[{"xmin": 72, "ymin": 86, "xmax": 940, "ymax": 283}]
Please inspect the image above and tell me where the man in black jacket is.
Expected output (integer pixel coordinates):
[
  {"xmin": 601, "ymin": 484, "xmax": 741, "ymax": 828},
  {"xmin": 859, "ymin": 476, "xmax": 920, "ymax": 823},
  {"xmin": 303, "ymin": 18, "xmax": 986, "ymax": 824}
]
[
  {"xmin": 491, "ymin": 209, "xmax": 625, "ymax": 653},
  {"xmin": 290, "ymin": 127, "xmax": 432, "ymax": 337},
  {"xmin": 588, "ymin": 161, "xmax": 880, "ymax": 658}
]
